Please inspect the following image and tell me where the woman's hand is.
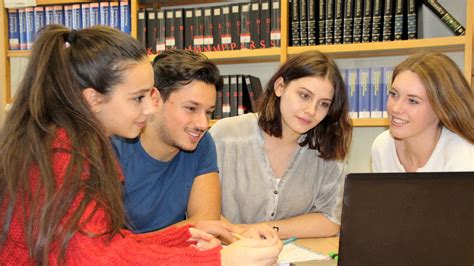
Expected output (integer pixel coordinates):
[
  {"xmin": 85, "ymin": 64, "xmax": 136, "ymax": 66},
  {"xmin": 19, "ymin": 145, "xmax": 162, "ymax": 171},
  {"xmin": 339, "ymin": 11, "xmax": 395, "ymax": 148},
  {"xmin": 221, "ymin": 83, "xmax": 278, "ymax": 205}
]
[
  {"xmin": 232, "ymin": 223, "xmax": 279, "ymax": 240},
  {"xmin": 221, "ymin": 237, "xmax": 283, "ymax": 265},
  {"xmin": 188, "ymin": 227, "xmax": 221, "ymax": 251}
]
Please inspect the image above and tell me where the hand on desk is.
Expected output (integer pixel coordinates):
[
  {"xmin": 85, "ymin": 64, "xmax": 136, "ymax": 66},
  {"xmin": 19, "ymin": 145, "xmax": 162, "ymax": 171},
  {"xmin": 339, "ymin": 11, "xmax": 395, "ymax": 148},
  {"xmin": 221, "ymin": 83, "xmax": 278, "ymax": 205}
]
[
  {"xmin": 233, "ymin": 223, "xmax": 279, "ymax": 241},
  {"xmin": 192, "ymin": 220, "xmax": 237, "ymax": 243},
  {"xmin": 221, "ymin": 236, "xmax": 283, "ymax": 266}
]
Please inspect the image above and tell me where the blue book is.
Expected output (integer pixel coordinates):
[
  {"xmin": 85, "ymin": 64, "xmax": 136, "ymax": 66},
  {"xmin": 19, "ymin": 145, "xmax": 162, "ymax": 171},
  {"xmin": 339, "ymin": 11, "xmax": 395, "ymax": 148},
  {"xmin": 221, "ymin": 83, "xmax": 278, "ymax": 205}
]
[
  {"xmin": 119, "ymin": 0, "xmax": 130, "ymax": 34},
  {"xmin": 45, "ymin": 6, "xmax": 55, "ymax": 25},
  {"xmin": 72, "ymin": 3, "xmax": 81, "ymax": 29},
  {"xmin": 18, "ymin": 8, "xmax": 27, "ymax": 50},
  {"xmin": 33, "ymin": 6, "xmax": 45, "ymax": 41},
  {"xmin": 382, "ymin": 66, "xmax": 394, "ymax": 118},
  {"xmin": 53, "ymin": 5, "xmax": 64, "ymax": 25},
  {"xmin": 358, "ymin": 68, "xmax": 371, "ymax": 118},
  {"xmin": 110, "ymin": 1, "xmax": 120, "ymax": 29},
  {"xmin": 81, "ymin": 3, "xmax": 91, "ymax": 29},
  {"xmin": 25, "ymin": 7, "xmax": 35, "ymax": 49},
  {"xmin": 90, "ymin": 3, "xmax": 100, "ymax": 27},
  {"xmin": 370, "ymin": 67, "xmax": 384, "ymax": 118},
  {"xmin": 64, "ymin": 5, "xmax": 73, "ymax": 29},
  {"xmin": 7, "ymin": 8, "xmax": 20, "ymax": 50},
  {"xmin": 347, "ymin": 68, "xmax": 360, "ymax": 118},
  {"xmin": 99, "ymin": 2, "xmax": 110, "ymax": 26}
]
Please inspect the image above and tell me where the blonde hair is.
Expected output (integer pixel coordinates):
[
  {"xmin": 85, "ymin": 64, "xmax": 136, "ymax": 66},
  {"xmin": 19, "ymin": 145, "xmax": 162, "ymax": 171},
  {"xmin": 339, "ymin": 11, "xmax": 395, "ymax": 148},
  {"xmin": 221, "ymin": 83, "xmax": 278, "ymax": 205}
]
[{"xmin": 393, "ymin": 52, "xmax": 474, "ymax": 144}]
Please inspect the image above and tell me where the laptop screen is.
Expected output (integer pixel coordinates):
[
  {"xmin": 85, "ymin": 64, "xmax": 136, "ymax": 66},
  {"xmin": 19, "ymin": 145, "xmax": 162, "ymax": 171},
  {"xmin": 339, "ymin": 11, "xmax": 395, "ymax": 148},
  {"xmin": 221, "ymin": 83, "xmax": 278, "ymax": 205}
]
[{"xmin": 338, "ymin": 172, "xmax": 474, "ymax": 266}]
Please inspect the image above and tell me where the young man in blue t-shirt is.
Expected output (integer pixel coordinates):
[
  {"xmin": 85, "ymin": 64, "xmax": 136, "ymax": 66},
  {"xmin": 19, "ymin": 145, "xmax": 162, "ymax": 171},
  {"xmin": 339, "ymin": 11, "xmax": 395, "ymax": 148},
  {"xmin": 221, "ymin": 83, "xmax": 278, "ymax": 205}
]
[{"xmin": 112, "ymin": 50, "xmax": 226, "ymax": 235}]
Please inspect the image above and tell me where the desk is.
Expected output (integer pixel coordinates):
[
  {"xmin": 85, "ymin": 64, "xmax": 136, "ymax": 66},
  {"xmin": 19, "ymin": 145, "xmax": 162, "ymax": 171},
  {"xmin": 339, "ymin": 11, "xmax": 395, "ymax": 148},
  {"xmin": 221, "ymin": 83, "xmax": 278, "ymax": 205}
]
[{"xmin": 296, "ymin": 237, "xmax": 339, "ymax": 255}]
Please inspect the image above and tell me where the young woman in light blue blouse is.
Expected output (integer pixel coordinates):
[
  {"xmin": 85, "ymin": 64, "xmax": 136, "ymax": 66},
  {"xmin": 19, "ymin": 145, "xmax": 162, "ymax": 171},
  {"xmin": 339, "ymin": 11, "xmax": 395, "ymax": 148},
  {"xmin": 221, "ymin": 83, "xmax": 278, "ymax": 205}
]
[{"xmin": 210, "ymin": 51, "xmax": 352, "ymax": 239}]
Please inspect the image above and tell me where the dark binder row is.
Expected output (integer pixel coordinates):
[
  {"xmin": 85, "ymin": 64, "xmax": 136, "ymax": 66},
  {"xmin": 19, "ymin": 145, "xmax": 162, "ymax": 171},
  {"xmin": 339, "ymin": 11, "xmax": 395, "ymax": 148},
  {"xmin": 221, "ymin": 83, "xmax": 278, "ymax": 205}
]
[
  {"xmin": 138, "ymin": 0, "xmax": 281, "ymax": 54},
  {"xmin": 290, "ymin": 0, "xmax": 419, "ymax": 46},
  {"xmin": 213, "ymin": 75, "xmax": 263, "ymax": 120}
]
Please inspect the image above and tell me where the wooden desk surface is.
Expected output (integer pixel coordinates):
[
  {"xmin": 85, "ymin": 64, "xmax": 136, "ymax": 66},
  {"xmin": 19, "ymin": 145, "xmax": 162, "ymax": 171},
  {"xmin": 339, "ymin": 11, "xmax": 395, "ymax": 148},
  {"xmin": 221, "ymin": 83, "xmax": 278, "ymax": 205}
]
[{"xmin": 295, "ymin": 237, "xmax": 339, "ymax": 255}]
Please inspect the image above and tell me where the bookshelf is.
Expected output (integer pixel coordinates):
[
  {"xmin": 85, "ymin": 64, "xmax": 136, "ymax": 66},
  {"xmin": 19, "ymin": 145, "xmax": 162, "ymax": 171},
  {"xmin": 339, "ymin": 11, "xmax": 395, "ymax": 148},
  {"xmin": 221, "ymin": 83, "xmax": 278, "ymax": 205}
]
[{"xmin": 1, "ymin": 0, "xmax": 473, "ymax": 127}]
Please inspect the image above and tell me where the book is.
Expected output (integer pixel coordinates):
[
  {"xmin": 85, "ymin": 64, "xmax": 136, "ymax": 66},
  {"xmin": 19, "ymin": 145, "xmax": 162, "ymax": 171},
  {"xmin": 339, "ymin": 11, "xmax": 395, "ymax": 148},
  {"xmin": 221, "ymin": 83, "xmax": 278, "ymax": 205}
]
[
  {"xmin": 382, "ymin": 66, "xmax": 393, "ymax": 118},
  {"xmin": 325, "ymin": 0, "xmax": 335, "ymax": 45},
  {"xmin": 89, "ymin": 3, "xmax": 99, "ymax": 26},
  {"xmin": 156, "ymin": 10, "xmax": 166, "ymax": 53},
  {"xmin": 222, "ymin": 76, "xmax": 231, "ymax": 118},
  {"xmin": 298, "ymin": 0, "xmax": 308, "ymax": 46},
  {"xmin": 203, "ymin": 7, "xmax": 213, "ymax": 51},
  {"xmin": 249, "ymin": 1, "xmax": 261, "ymax": 49},
  {"xmin": 307, "ymin": 0, "xmax": 317, "ymax": 46},
  {"xmin": 382, "ymin": 0, "xmax": 394, "ymax": 41},
  {"xmin": 361, "ymin": 0, "xmax": 372, "ymax": 42},
  {"xmin": 343, "ymin": 0, "xmax": 354, "ymax": 44},
  {"xmin": 352, "ymin": 0, "xmax": 363, "ymax": 43},
  {"xmin": 393, "ymin": 0, "xmax": 404, "ymax": 40},
  {"xmin": 212, "ymin": 6, "xmax": 223, "ymax": 51},
  {"xmin": 221, "ymin": 6, "xmax": 232, "ymax": 50},
  {"xmin": 237, "ymin": 75, "xmax": 245, "ymax": 115},
  {"xmin": 230, "ymin": 75, "xmax": 238, "ymax": 117},
  {"xmin": 33, "ymin": 6, "xmax": 45, "ymax": 40},
  {"xmin": 25, "ymin": 7, "xmax": 34, "ymax": 49},
  {"xmin": 422, "ymin": 0, "xmax": 465, "ymax": 36},
  {"xmin": 119, "ymin": 0, "xmax": 131, "ymax": 34},
  {"xmin": 146, "ymin": 8, "xmax": 157, "ymax": 54},
  {"xmin": 406, "ymin": 0, "xmax": 418, "ymax": 39},
  {"xmin": 99, "ymin": 1, "xmax": 110, "ymax": 26},
  {"xmin": 289, "ymin": 0, "xmax": 300, "ymax": 46},
  {"xmin": 260, "ymin": 0, "xmax": 271, "ymax": 48},
  {"xmin": 193, "ymin": 8, "xmax": 204, "ymax": 52},
  {"xmin": 137, "ymin": 9, "xmax": 146, "ymax": 49},
  {"xmin": 7, "ymin": 8, "xmax": 20, "ymax": 50},
  {"xmin": 72, "ymin": 4, "xmax": 81, "ymax": 30},
  {"xmin": 244, "ymin": 75, "xmax": 263, "ymax": 112},
  {"xmin": 109, "ymin": 1, "xmax": 120, "ymax": 30},
  {"xmin": 358, "ymin": 68, "xmax": 371, "ymax": 118},
  {"xmin": 370, "ymin": 67, "xmax": 384, "ymax": 118},
  {"xmin": 213, "ymin": 82, "xmax": 223, "ymax": 119},
  {"xmin": 371, "ymin": 0, "xmax": 383, "ymax": 42},
  {"xmin": 45, "ymin": 6, "xmax": 54, "ymax": 25},
  {"xmin": 64, "ymin": 5, "xmax": 73, "ymax": 29},
  {"xmin": 184, "ymin": 9, "xmax": 194, "ymax": 50},
  {"xmin": 81, "ymin": 3, "xmax": 90, "ymax": 29},
  {"xmin": 165, "ymin": 10, "xmax": 175, "ymax": 50},
  {"xmin": 333, "ymin": 0, "xmax": 344, "ymax": 44},
  {"xmin": 347, "ymin": 68, "xmax": 359, "ymax": 118},
  {"xmin": 18, "ymin": 8, "xmax": 26, "ymax": 50},
  {"xmin": 318, "ymin": 0, "xmax": 326, "ymax": 44},
  {"xmin": 174, "ymin": 9, "xmax": 184, "ymax": 50},
  {"xmin": 230, "ymin": 4, "xmax": 241, "ymax": 50},
  {"xmin": 240, "ymin": 3, "xmax": 251, "ymax": 49},
  {"xmin": 270, "ymin": 0, "xmax": 281, "ymax": 47}
]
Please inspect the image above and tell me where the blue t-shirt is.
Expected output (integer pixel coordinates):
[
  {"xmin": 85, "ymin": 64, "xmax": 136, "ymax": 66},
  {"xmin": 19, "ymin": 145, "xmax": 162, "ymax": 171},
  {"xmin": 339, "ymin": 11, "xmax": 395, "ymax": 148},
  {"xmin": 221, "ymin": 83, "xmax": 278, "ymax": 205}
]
[{"xmin": 112, "ymin": 132, "xmax": 219, "ymax": 233}]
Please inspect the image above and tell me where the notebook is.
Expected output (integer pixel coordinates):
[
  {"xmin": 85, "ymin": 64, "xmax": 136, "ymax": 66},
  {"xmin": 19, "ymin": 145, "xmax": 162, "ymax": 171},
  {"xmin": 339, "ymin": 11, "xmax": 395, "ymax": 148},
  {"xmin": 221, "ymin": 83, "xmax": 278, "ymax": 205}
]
[{"xmin": 338, "ymin": 172, "xmax": 474, "ymax": 266}]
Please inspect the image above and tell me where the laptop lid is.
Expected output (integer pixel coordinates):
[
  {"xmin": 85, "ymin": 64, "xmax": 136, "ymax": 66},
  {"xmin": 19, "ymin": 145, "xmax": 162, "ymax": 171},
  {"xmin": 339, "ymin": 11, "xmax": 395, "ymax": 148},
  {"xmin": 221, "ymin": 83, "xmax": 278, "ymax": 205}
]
[{"xmin": 338, "ymin": 172, "xmax": 474, "ymax": 266}]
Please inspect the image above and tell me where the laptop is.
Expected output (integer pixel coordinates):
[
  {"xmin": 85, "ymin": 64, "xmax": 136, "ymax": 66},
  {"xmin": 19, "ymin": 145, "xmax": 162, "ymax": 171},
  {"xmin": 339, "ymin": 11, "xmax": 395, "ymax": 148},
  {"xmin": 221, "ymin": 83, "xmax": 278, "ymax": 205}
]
[{"xmin": 338, "ymin": 172, "xmax": 474, "ymax": 266}]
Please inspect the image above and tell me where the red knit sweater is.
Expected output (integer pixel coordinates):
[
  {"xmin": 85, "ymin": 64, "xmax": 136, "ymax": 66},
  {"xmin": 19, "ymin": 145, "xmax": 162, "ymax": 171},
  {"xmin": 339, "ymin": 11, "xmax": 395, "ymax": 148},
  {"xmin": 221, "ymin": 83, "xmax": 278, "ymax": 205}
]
[{"xmin": 0, "ymin": 129, "xmax": 221, "ymax": 265}]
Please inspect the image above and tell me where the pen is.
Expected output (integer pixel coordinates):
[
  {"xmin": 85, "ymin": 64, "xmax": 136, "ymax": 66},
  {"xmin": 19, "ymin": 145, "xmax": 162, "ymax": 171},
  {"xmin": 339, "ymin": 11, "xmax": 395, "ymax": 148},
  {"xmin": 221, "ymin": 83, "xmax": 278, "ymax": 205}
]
[
  {"xmin": 231, "ymin": 232, "xmax": 245, "ymax": 240},
  {"xmin": 282, "ymin": 236, "xmax": 298, "ymax": 245}
]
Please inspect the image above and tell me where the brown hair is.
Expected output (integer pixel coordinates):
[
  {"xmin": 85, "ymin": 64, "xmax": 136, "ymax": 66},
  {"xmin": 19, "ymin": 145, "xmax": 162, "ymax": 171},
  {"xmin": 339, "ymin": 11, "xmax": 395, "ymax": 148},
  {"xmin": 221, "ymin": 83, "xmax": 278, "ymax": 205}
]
[
  {"xmin": 258, "ymin": 50, "xmax": 352, "ymax": 161},
  {"xmin": 0, "ymin": 25, "xmax": 147, "ymax": 264},
  {"xmin": 393, "ymin": 52, "xmax": 474, "ymax": 143}
]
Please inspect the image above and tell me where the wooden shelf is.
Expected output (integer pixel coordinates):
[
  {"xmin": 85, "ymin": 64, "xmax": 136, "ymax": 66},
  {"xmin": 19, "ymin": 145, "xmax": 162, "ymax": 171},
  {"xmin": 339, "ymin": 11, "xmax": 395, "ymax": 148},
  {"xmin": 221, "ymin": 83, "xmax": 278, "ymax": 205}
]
[
  {"xmin": 288, "ymin": 36, "xmax": 466, "ymax": 59},
  {"xmin": 209, "ymin": 118, "xmax": 388, "ymax": 128},
  {"xmin": 36, "ymin": 0, "xmax": 91, "ymax": 5}
]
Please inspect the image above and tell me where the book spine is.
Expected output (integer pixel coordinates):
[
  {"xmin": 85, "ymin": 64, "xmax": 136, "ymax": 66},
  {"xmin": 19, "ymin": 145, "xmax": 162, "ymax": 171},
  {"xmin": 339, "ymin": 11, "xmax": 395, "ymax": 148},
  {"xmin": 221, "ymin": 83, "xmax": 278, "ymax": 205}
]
[
  {"xmin": 146, "ymin": 8, "xmax": 157, "ymax": 54},
  {"xmin": 318, "ymin": 0, "xmax": 325, "ymax": 44},
  {"xmin": 212, "ymin": 7, "xmax": 223, "ymax": 51},
  {"xmin": 222, "ymin": 76, "xmax": 231, "ymax": 118},
  {"xmin": 109, "ymin": 1, "xmax": 120, "ymax": 30},
  {"xmin": 230, "ymin": 75, "xmax": 238, "ymax": 116},
  {"xmin": 244, "ymin": 76, "xmax": 255, "ymax": 112},
  {"xmin": 422, "ymin": 0, "xmax": 465, "ymax": 36},
  {"xmin": 270, "ymin": 0, "xmax": 281, "ymax": 47},
  {"xmin": 249, "ymin": 2, "xmax": 261, "ymax": 49},
  {"xmin": 89, "ymin": 3, "xmax": 99, "ymax": 26},
  {"xmin": 45, "ymin": 6, "xmax": 54, "ymax": 25},
  {"xmin": 221, "ymin": 6, "xmax": 232, "ymax": 50},
  {"xmin": 202, "ymin": 8, "xmax": 213, "ymax": 51},
  {"xmin": 81, "ymin": 3, "xmax": 90, "ymax": 29},
  {"xmin": 8, "ymin": 9, "xmax": 20, "ymax": 50},
  {"xmin": 25, "ymin": 7, "xmax": 34, "ymax": 49},
  {"xmin": 213, "ymin": 82, "xmax": 223, "ymax": 119},
  {"xmin": 307, "ymin": 0, "xmax": 317, "ymax": 46},
  {"xmin": 347, "ymin": 68, "xmax": 359, "ymax": 118},
  {"xmin": 260, "ymin": 0, "xmax": 271, "ymax": 48},
  {"xmin": 156, "ymin": 10, "xmax": 166, "ymax": 53},
  {"xmin": 184, "ymin": 9, "xmax": 194, "ymax": 50},
  {"xmin": 72, "ymin": 4, "xmax": 81, "ymax": 30},
  {"xmin": 382, "ymin": 0, "xmax": 394, "ymax": 41},
  {"xmin": 240, "ymin": 3, "xmax": 251, "ymax": 49},
  {"xmin": 370, "ymin": 67, "xmax": 383, "ymax": 118},
  {"xmin": 371, "ymin": 0, "xmax": 383, "ymax": 42},
  {"xmin": 325, "ymin": 0, "xmax": 334, "ymax": 45},
  {"xmin": 382, "ymin": 66, "xmax": 393, "ymax": 118},
  {"xmin": 333, "ymin": 0, "xmax": 343, "ymax": 44},
  {"xmin": 352, "ymin": 0, "xmax": 363, "ymax": 43},
  {"xmin": 361, "ymin": 0, "xmax": 372, "ymax": 42},
  {"xmin": 99, "ymin": 2, "xmax": 110, "ymax": 26},
  {"xmin": 406, "ymin": 0, "xmax": 417, "ymax": 39},
  {"xmin": 230, "ymin": 4, "xmax": 241, "ymax": 50},
  {"xmin": 289, "ymin": 0, "xmax": 300, "ymax": 46},
  {"xmin": 119, "ymin": 0, "xmax": 130, "ymax": 34},
  {"xmin": 298, "ymin": 0, "xmax": 308, "ymax": 46},
  {"xmin": 137, "ymin": 9, "xmax": 146, "ymax": 49},
  {"xmin": 174, "ymin": 9, "xmax": 184, "ymax": 50},
  {"xmin": 18, "ymin": 8, "xmax": 27, "ymax": 50},
  {"xmin": 33, "ymin": 6, "xmax": 45, "ymax": 40},
  {"xmin": 165, "ymin": 10, "xmax": 175, "ymax": 50},
  {"xmin": 358, "ymin": 68, "xmax": 371, "ymax": 118},
  {"xmin": 64, "ymin": 5, "xmax": 73, "ymax": 29},
  {"xmin": 393, "ymin": 0, "xmax": 404, "ymax": 40},
  {"xmin": 343, "ymin": 0, "xmax": 354, "ymax": 44},
  {"xmin": 193, "ymin": 8, "xmax": 204, "ymax": 51},
  {"xmin": 237, "ymin": 75, "xmax": 245, "ymax": 115}
]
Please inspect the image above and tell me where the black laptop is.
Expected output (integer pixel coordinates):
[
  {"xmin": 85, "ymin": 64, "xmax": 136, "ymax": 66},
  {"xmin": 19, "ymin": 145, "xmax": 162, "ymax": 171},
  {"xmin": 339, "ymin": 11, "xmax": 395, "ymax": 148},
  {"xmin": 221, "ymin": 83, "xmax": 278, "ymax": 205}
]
[{"xmin": 338, "ymin": 172, "xmax": 474, "ymax": 266}]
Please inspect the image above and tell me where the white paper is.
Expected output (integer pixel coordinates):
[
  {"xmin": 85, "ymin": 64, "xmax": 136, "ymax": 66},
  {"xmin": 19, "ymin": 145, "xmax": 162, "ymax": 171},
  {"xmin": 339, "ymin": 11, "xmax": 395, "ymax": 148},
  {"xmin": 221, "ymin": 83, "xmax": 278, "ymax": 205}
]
[
  {"xmin": 4, "ymin": 0, "xmax": 36, "ymax": 8},
  {"xmin": 278, "ymin": 242, "xmax": 330, "ymax": 264}
]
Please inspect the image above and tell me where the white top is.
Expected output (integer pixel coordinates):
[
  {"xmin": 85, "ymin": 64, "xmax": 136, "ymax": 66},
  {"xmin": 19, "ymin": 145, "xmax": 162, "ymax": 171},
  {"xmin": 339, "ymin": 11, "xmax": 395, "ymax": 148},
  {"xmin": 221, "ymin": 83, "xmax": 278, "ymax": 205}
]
[
  {"xmin": 371, "ymin": 127, "xmax": 474, "ymax": 172},
  {"xmin": 209, "ymin": 113, "xmax": 345, "ymax": 225}
]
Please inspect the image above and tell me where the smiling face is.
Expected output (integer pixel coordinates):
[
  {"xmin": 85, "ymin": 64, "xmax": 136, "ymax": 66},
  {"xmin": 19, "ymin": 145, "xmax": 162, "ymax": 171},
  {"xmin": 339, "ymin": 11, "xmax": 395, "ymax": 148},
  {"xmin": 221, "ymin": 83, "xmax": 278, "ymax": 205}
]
[
  {"xmin": 275, "ymin": 76, "xmax": 334, "ymax": 139},
  {"xmin": 95, "ymin": 58, "xmax": 156, "ymax": 138},
  {"xmin": 387, "ymin": 70, "xmax": 440, "ymax": 141},
  {"xmin": 154, "ymin": 80, "xmax": 216, "ymax": 152}
]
